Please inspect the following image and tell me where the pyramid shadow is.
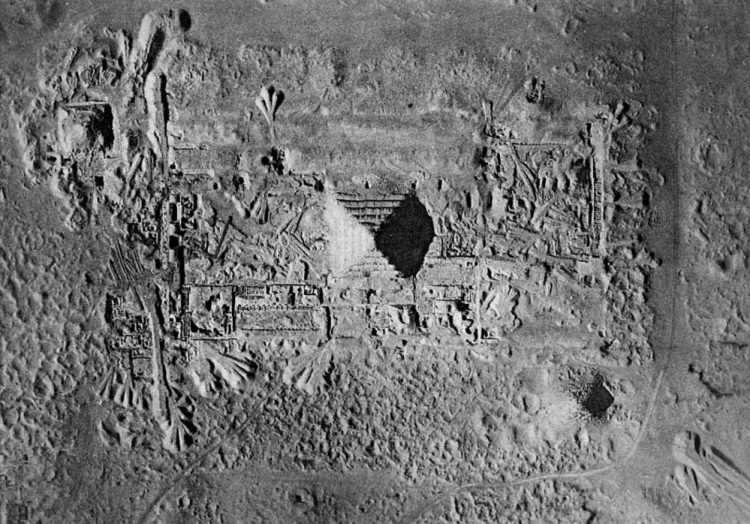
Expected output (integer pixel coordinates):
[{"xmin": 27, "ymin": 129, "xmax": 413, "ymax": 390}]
[{"xmin": 374, "ymin": 194, "xmax": 434, "ymax": 278}]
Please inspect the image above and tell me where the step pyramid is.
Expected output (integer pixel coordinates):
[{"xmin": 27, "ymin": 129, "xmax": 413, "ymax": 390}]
[{"xmin": 327, "ymin": 191, "xmax": 435, "ymax": 278}]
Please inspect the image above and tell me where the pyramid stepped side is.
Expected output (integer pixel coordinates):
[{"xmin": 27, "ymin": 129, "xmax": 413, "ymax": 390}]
[
  {"xmin": 336, "ymin": 194, "xmax": 408, "ymax": 231},
  {"xmin": 346, "ymin": 246, "xmax": 399, "ymax": 278}
]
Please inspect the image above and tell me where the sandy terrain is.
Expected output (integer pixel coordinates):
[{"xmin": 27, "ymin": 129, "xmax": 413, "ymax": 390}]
[{"xmin": 0, "ymin": 1, "xmax": 748, "ymax": 522}]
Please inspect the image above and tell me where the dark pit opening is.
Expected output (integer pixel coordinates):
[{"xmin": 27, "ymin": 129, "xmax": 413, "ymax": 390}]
[
  {"xmin": 88, "ymin": 104, "xmax": 114, "ymax": 151},
  {"xmin": 566, "ymin": 371, "xmax": 616, "ymax": 421},
  {"xmin": 580, "ymin": 376, "xmax": 615, "ymax": 420},
  {"xmin": 178, "ymin": 9, "xmax": 191, "ymax": 31}
]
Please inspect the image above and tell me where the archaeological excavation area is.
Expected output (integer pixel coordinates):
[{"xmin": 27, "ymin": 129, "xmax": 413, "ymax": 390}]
[{"xmin": 0, "ymin": 1, "xmax": 749, "ymax": 522}]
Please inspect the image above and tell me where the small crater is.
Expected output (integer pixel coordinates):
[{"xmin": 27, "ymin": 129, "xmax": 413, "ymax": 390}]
[
  {"xmin": 581, "ymin": 377, "xmax": 614, "ymax": 419},
  {"xmin": 567, "ymin": 371, "xmax": 615, "ymax": 420}
]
